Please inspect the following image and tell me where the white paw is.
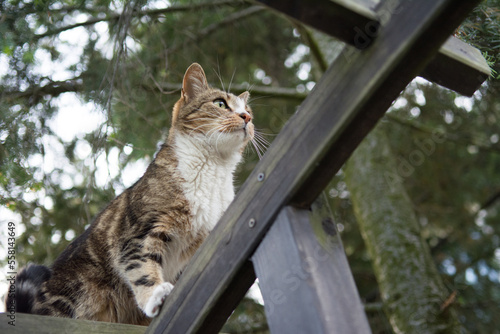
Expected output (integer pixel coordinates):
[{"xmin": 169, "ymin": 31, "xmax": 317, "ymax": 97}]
[{"xmin": 144, "ymin": 282, "xmax": 174, "ymax": 317}]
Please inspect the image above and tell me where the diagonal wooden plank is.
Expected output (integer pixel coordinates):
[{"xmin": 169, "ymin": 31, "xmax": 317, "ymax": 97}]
[
  {"xmin": 255, "ymin": 0, "xmax": 380, "ymax": 48},
  {"xmin": 147, "ymin": 1, "xmax": 481, "ymax": 333},
  {"xmin": 256, "ymin": 0, "xmax": 490, "ymax": 96}
]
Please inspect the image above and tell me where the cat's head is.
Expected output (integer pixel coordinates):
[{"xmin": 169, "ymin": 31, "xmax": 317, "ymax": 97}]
[{"xmin": 170, "ymin": 63, "xmax": 254, "ymax": 158}]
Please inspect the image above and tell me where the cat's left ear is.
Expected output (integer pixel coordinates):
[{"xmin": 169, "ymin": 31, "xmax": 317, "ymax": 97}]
[
  {"xmin": 239, "ymin": 91, "xmax": 250, "ymax": 104},
  {"xmin": 182, "ymin": 63, "xmax": 208, "ymax": 102}
]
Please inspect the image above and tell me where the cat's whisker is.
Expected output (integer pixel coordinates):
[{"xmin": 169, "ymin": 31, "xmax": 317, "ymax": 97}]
[
  {"xmin": 249, "ymin": 130, "xmax": 270, "ymax": 160},
  {"xmin": 247, "ymin": 102, "xmax": 270, "ymax": 108},
  {"xmin": 246, "ymin": 83, "xmax": 256, "ymax": 93},
  {"xmin": 188, "ymin": 121, "xmax": 219, "ymax": 137},
  {"xmin": 248, "ymin": 96, "xmax": 271, "ymax": 104},
  {"xmin": 250, "ymin": 138, "xmax": 264, "ymax": 160},
  {"xmin": 252, "ymin": 140, "xmax": 267, "ymax": 155},
  {"xmin": 213, "ymin": 65, "xmax": 226, "ymax": 93},
  {"xmin": 253, "ymin": 136, "xmax": 267, "ymax": 151},
  {"xmin": 252, "ymin": 134, "xmax": 271, "ymax": 152},
  {"xmin": 228, "ymin": 67, "xmax": 237, "ymax": 94},
  {"xmin": 254, "ymin": 129, "xmax": 277, "ymax": 136},
  {"xmin": 253, "ymin": 139, "xmax": 270, "ymax": 154},
  {"xmin": 211, "ymin": 126, "xmax": 226, "ymax": 154},
  {"xmin": 253, "ymin": 131, "xmax": 271, "ymax": 145},
  {"xmin": 183, "ymin": 117, "xmax": 217, "ymax": 123},
  {"xmin": 205, "ymin": 125, "xmax": 227, "ymax": 148}
]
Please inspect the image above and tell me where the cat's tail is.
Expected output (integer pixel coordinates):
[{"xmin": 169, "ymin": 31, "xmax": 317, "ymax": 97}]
[{"xmin": 5, "ymin": 264, "xmax": 51, "ymax": 314}]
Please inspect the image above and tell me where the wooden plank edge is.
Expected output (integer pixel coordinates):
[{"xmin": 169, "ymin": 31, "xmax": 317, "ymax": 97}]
[
  {"xmin": 420, "ymin": 36, "xmax": 491, "ymax": 96},
  {"xmin": 254, "ymin": 0, "xmax": 380, "ymax": 48},
  {"xmin": 0, "ymin": 312, "xmax": 146, "ymax": 334}
]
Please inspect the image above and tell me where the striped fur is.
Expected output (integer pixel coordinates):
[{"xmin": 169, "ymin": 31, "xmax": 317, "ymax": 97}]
[{"xmin": 6, "ymin": 63, "xmax": 253, "ymax": 325}]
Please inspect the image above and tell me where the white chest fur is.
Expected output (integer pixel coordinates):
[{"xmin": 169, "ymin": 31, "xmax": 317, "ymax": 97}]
[{"xmin": 174, "ymin": 133, "xmax": 241, "ymax": 233}]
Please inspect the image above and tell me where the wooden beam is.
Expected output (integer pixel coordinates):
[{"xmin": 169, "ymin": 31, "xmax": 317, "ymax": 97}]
[
  {"xmin": 255, "ymin": 0, "xmax": 490, "ymax": 96},
  {"xmin": 255, "ymin": 0, "xmax": 380, "ymax": 48},
  {"xmin": 147, "ymin": 1, "xmax": 481, "ymax": 333},
  {"xmin": 0, "ymin": 312, "xmax": 146, "ymax": 333},
  {"xmin": 420, "ymin": 36, "xmax": 491, "ymax": 96},
  {"xmin": 252, "ymin": 199, "xmax": 371, "ymax": 334}
]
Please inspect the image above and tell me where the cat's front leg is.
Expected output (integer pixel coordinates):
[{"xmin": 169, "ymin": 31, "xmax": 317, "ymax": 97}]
[
  {"xmin": 117, "ymin": 238, "xmax": 172, "ymax": 318},
  {"xmin": 121, "ymin": 258, "xmax": 173, "ymax": 317}
]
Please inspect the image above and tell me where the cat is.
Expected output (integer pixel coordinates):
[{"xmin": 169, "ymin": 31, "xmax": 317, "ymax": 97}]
[{"xmin": 5, "ymin": 63, "xmax": 254, "ymax": 325}]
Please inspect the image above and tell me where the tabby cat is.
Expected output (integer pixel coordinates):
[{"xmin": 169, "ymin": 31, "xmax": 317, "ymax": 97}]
[{"xmin": 5, "ymin": 63, "xmax": 254, "ymax": 325}]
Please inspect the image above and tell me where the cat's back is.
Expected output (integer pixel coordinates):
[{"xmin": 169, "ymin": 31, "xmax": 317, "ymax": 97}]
[{"xmin": 33, "ymin": 189, "xmax": 157, "ymax": 323}]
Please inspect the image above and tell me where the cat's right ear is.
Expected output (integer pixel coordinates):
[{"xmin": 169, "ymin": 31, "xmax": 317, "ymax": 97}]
[{"xmin": 181, "ymin": 63, "xmax": 208, "ymax": 103}]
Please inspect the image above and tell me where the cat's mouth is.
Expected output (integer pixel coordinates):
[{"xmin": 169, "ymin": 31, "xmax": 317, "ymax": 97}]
[
  {"xmin": 222, "ymin": 121, "xmax": 253, "ymax": 140},
  {"xmin": 242, "ymin": 123, "xmax": 254, "ymax": 140}
]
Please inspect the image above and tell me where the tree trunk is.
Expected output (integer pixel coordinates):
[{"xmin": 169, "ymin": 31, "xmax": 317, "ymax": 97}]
[{"xmin": 344, "ymin": 124, "xmax": 464, "ymax": 333}]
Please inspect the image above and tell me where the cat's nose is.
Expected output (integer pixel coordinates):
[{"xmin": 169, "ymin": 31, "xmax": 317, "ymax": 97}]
[{"xmin": 239, "ymin": 113, "xmax": 252, "ymax": 124}]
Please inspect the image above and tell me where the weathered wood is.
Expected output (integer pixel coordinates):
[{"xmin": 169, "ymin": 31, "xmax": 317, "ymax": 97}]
[
  {"xmin": 421, "ymin": 36, "xmax": 491, "ymax": 96},
  {"xmin": 194, "ymin": 260, "xmax": 256, "ymax": 332},
  {"xmin": 0, "ymin": 312, "xmax": 146, "ymax": 334},
  {"xmin": 255, "ymin": 0, "xmax": 380, "ymax": 48},
  {"xmin": 255, "ymin": 0, "xmax": 489, "ymax": 96},
  {"xmin": 252, "ymin": 198, "xmax": 371, "ymax": 334},
  {"xmin": 148, "ymin": 1, "xmax": 481, "ymax": 333}
]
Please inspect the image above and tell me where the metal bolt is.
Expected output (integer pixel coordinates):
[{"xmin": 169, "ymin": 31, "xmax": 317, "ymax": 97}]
[
  {"xmin": 257, "ymin": 173, "xmax": 265, "ymax": 181},
  {"xmin": 248, "ymin": 218, "xmax": 256, "ymax": 228}
]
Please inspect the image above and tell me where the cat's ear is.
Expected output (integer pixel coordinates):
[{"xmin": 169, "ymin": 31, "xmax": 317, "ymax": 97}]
[
  {"xmin": 182, "ymin": 63, "xmax": 208, "ymax": 102},
  {"xmin": 239, "ymin": 91, "xmax": 250, "ymax": 104}
]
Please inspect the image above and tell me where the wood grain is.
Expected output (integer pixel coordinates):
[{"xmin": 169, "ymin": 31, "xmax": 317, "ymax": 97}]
[
  {"xmin": 252, "ymin": 198, "xmax": 371, "ymax": 334},
  {"xmin": 256, "ymin": 0, "xmax": 380, "ymax": 48},
  {"xmin": 0, "ymin": 313, "xmax": 146, "ymax": 334}
]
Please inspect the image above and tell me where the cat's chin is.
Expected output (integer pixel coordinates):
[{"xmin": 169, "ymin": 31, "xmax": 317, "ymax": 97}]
[
  {"xmin": 210, "ymin": 130, "xmax": 247, "ymax": 154},
  {"xmin": 176, "ymin": 131, "xmax": 245, "ymax": 160}
]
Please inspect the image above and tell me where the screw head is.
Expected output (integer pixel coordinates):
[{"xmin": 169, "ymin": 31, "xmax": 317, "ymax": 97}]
[
  {"xmin": 248, "ymin": 218, "xmax": 256, "ymax": 228},
  {"xmin": 257, "ymin": 173, "xmax": 265, "ymax": 181}
]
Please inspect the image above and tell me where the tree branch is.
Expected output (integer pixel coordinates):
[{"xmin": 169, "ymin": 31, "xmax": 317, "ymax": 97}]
[
  {"xmin": 1, "ymin": 79, "xmax": 82, "ymax": 104},
  {"xmin": 386, "ymin": 113, "xmax": 500, "ymax": 154},
  {"xmin": 294, "ymin": 24, "xmax": 329, "ymax": 74},
  {"xmin": 364, "ymin": 302, "xmax": 384, "ymax": 313},
  {"xmin": 166, "ymin": 5, "xmax": 264, "ymax": 55},
  {"xmin": 480, "ymin": 188, "xmax": 500, "ymax": 210},
  {"xmin": 1, "ymin": 78, "xmax": 307, "ymax": 104},
  {"xmin": 33, "ymin": 0, "xmax": 249, "ymax": 40},
  {"xmin": 153, "ymin": 82, "xmax": 308, "ymax": 101}
]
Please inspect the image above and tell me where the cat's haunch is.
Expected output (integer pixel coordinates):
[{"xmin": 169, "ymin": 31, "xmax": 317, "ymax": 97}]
[{"xmin": 5, "ymin": 63, "xmax": 254, "ymax": 325}]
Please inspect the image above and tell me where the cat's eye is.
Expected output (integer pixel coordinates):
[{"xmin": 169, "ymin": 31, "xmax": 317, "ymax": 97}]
[{"xmin": 213, "ymin": 99, "xmax": 229, "ymax": 109}]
